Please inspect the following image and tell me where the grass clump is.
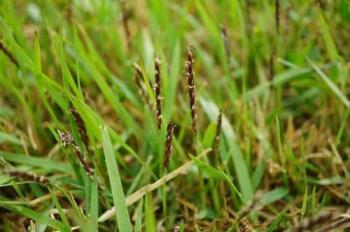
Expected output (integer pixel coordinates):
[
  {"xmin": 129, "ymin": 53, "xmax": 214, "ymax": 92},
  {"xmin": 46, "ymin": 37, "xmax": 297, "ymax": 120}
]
[{"xmin": 0, "ymin": 0, "xmax": 350, "ymax": 231}]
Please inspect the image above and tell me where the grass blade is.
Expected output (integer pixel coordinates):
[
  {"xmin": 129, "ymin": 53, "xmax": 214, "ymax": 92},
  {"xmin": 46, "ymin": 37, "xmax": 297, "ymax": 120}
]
[
  {"xmin": 308, "ymin": 59, "xmax": 350, "ymax": 107},
  {"xmin": 101, "ymin": 126, "xmax": 132, "ymax": 232}
]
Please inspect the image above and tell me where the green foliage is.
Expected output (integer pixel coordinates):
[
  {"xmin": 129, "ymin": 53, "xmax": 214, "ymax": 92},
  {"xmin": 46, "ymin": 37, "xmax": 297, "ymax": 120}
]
[{"xmin": 0, "ymin": 0, "xmax": 349, "ymax": 231}]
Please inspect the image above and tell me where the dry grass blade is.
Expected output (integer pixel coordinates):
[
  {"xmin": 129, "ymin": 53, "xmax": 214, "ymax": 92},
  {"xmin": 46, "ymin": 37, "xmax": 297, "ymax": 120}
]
[
  {"xmin": 290, "ymin": 211, "xmax": 334, "ymax": 232},
  {"xmin": 240, "ymin": 221, "xmax": 251, "ymax": 232},
  {"xmin": 120, "ymin": 0, "xmax": 132, "ymax": 42},
  {"xmin": 317, "ymin": 215, "xmax": 350, "ymax": 232},
  {"xmin": 98, "ymin": 148, "xmax": 211, "ymax": 223}
]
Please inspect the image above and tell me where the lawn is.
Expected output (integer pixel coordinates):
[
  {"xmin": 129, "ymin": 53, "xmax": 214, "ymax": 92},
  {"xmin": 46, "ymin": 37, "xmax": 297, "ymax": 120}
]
[{"xmin": 0, "ymin": 0, "xmax": 349, "ymax": 231}]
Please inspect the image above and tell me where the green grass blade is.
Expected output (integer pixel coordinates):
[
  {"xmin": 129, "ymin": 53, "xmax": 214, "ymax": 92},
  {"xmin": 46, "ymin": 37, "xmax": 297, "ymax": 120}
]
[
  {"xmin": 0, "ymin": 152, "xmax": 71, "ymax": 172},
  {"xmin": 145, "ymin": 193, "xmax": 155, "ymax": 232},
  {"xmin": 101, "ymin": 126, "xmax": 132, "ymax": 232},
  {"xmin": 200, "ymin": 97, "xmax": 253, "ymax": 202},
  {"xmin": 1, "ymin": 204, "xmax": 69, "ymax": 232},
  {"xmin": 134, "ymin": 197, "xmax": 144, "ymax": 232},
  {"xmin": 309, "ymin": 59, "xmax": 350, "ymax": 107}
]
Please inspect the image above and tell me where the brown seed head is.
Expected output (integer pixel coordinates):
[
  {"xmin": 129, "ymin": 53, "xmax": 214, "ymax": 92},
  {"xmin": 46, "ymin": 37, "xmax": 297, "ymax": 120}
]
[
  {"xmin": 133, "ymin": 63, "xmax": 152, "ymax": 107},
  {"xmin": 8, "ymin": 170, "xmax": 49, "ymax": 185},
  {"xmin": 58, "ymin": 130, "xmax": 74, "ymax": 147},
  {"xmin": 163, "ymin": 121, "xmax": 175, "ymax": 168},
  {"xmin": 214, "ymin": 109, "xmax": 222, "ymax": 151},
  {"xmin": 72, "ymin": 144, "xmax": 94, "ymax": 177},
  {"xmin": 58, "ymin": 130, "xmax": 94, "ymax": 178},
  {"xmin": 154, "ymin": 57, "xmax": 162, "ymax": 129},
  {"xmin": 185, "ymin": 46, "xmax": 197, "ymax": 134},
  {"xmin": 275, "ymin": 0, "xmax": 280, "ymax": 35},
  {"xmin": 70, "ymin": 108, "xmax": 90, "ymax": 149}
]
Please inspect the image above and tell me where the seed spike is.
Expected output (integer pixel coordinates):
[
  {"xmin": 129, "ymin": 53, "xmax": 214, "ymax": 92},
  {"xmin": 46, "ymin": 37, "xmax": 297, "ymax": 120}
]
[
  {"xmin": 72, "ymin": 144, "xmax": 94, "ymax": 177},
  {"xmin": 163, "ymin": 121, "xmax": 175, "ymax": 168},
  {"xmin": 154, "ymin": 57, "xmax": 162, "ymax": 129},
  {"xmin": 70, "ymin": 108, "xmax": 90, "ymax": 150},
  {"xmin": 185, "ymin": 46, "xmax": 197, "ymax": 134},
  {"xmin": 58, "ymin": 130, "xmax": 94, "ymax": 178},
  {"xmin": 275, "ymin": 0, "xmax": 280, "ymax": 35},
  {"xmin": 214, "ymin": 109, "xmax": 222, "ymax": 151},
  {"xmin": 133, "ymin": 63, "xmax": 152, "ymax": 107},
  {"xmin": 7, "ymin": 170, "xmax": 49, "ymax": 185}
]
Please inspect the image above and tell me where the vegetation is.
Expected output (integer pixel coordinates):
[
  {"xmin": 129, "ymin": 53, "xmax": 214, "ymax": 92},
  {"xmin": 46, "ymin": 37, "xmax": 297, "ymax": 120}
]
[{"xmin": 0, "ymin": 0, "xmax": 349, "ymax": 231}]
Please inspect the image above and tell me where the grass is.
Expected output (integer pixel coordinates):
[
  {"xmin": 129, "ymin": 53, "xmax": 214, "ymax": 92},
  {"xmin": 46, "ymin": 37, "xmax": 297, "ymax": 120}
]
[{"xmin": 0, "ymin": 0, "xmax": 350, "ymax": 231}]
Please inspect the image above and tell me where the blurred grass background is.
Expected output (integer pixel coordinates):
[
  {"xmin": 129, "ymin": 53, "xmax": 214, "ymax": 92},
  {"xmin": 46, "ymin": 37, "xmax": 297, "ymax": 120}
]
[{"xmin": 0, "ymin": 0, "xmax": 349, "ymax": 231}]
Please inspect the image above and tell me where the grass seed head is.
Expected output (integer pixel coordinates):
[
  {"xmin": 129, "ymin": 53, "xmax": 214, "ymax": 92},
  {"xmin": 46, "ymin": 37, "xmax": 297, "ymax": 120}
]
[
  {"xmin": 8, "ymin": 170, "xmax": 49, "ymax": 185},
  {"xmin": 70, "ymin": 108, "xmax": 90, "ymax": 150},
  {"xmin": 58, "ymin": 130, "xmax": 93, "ymax": 177},
  {"xmin": 154, "ymin": 57, "xmax": 162, "ymax": 129},
  {"xmin": 163, "ymin": 121, "xmax": 175, "ymax": 168},
  {"xmin": 186, "ymin": 46, "xmax": 197, "ymax": 134},
  {"xmin": 133, "ymin": 63, "xmax": 152, "ymax": 108},
  {"xmin": 72, "ymin": 144, "xmax": 94, "ymax": 177},
  {"xmin": 214, "ymin": 109, "xmax": 222, "ymax": 151},
  {"xmin": 275, "ymin": 0, "xmax": 280, "ymax": 35},
  {"xmin": 58, "ymin": 130, "xmax": 74, "ymax": 147}
]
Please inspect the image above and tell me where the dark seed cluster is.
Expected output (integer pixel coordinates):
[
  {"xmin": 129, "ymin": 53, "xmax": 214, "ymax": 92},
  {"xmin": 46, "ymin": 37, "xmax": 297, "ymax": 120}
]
[
  {"xmin": 70, "ymin": 108, "xmax": 90, "ymax": 150},
  {"xmin": 58, "ymin": 130, "xmax": 94, "ymax": 177},
  {"xmin": 133, "ymin": 63, "xmax": 152, "ymax": 108},
  {"xmin": 8, "ymin": 170, "xmax": 49, "ymax": 185},
  {"xmin": 186, "ymin": 46, "xmax": 197, "ymax": 134},
  {"xmin": 214, "ymin": 109, "xmax": 222, "ymax": 151},
  {"xmin": 163, "ymin": 121, "xmax": 175, "ymax": 168},
  {"xmin": 275, "ymin": 0, "xmax": 280, "ymax": 35},
  {"xmin": 239, "ymin": 222, "xmax": 250, "ymax": 232},
  {"xmin": 154, "ymin": 57, "xmax": 162, "ymax": 129}
]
